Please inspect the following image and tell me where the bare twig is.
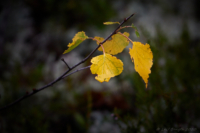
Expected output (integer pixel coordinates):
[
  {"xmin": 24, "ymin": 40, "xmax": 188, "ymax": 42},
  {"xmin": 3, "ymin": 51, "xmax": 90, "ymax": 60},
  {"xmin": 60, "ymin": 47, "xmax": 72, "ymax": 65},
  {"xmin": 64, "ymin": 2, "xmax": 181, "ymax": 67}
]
[
  {"xmin": 0, "ymin": 13, "xmax": 135, "ymax": 111},
  {"xmin": 62, "ymin": 65, "xmax": 91, "ymax": 79},
  {"xmin": 61, "ymin": 58, "xmax": 71, "ymax": 69}
]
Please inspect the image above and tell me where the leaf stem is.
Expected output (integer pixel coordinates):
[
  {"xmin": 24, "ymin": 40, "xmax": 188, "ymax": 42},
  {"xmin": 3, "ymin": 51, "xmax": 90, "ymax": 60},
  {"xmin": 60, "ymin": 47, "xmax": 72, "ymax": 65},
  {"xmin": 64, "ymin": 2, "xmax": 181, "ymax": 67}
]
[
  {"xmin": 88, "ymin": 37, "xmax": 105, "ymax": 54},
  {"xmin": 101, "ymin": 45, "xmax": 105, "ymax": 54},
  {"xmin": 117, "ymin": 32, "xmax": 133, "ymax": 42}
]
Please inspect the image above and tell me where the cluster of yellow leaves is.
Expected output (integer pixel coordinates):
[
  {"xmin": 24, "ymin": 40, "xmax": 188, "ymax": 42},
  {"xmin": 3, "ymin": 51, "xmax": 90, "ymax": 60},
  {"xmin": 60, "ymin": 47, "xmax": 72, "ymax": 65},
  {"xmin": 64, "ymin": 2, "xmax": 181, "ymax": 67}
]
[{"xmin": 63, "ymin": 23, "xmax": 153, "ymax": 88}]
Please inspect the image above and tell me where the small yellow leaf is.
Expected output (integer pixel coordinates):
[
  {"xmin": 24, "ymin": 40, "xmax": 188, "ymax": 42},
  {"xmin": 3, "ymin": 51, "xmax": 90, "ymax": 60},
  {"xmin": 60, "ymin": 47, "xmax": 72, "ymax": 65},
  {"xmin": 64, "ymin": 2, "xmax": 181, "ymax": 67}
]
[
  {"xmin": 103, "ymin": 22, "xmax": 120, "ymax": 25},
  {"xmin": 129, "ymin": 42, "xmax": 153, "ymax": 88},
  {"xmin": 63, "ymin": 31, "xmax": 88, "ymax": 54},
  {"xmin": 93, "ymin": 36, "xmax": 104, "ymax": 51},
  {"xmin": 90, "ymin": 54, "xmax": 123, "ymax": 82},
  {"xmin": 94, "ymin": 32, "xmax": 130, "ymax": 55},
  {"xmin": 93, "ymin": 37, "xmax": 104, "ymax": 44}
]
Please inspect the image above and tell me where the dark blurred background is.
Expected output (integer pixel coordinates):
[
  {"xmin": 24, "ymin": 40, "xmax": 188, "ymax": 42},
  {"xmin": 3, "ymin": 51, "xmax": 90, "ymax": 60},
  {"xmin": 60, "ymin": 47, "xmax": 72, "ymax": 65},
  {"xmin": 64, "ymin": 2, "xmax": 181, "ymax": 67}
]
[{"xmin": 0, "ymin": 0, "xmax": 200, "ymax": 133}]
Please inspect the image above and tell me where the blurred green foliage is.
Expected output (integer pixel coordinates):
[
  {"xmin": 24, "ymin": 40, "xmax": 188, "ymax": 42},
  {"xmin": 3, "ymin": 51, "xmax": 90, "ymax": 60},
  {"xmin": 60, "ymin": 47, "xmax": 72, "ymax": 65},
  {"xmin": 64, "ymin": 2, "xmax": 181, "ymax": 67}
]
[{"xmin": 114, "ymin": 24, "xmax": 200, "ymax": 132}]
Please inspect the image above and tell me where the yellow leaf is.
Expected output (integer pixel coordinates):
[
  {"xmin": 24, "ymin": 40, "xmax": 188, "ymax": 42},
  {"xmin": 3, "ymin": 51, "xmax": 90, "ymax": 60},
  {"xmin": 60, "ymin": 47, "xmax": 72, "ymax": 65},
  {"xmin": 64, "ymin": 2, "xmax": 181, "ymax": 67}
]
[
  {"xmin": 103, "ymin": 22, "xmax": 120, "ymax": 25},
  {"xmin": 94, "ymin": 32, "xmax": 130, "ymax": 55},
  {"xmin": 90, "ymin": 54, "xmax": 123, "ymax": 82},
  {"xmin": 63, "ymin": 31, "xmax": 88, "ymax": 54},
  {"xmin": 93, "ymin": 36, "xmax": 104, "ymax": 45},
  {"xmin": 129, "ymin": 42, "xmax": 153, "ymax": 88},
  {"xmin": 95, "ymin": 74, "xmax": 111, "ymax": 82}
]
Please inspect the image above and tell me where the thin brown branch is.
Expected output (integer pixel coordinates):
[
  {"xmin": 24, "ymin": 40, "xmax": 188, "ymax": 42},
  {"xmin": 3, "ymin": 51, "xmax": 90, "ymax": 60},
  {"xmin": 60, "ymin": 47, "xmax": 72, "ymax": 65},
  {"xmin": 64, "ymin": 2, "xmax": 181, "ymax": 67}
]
[
  {"xmin": 61, "ymin": 58, "xmax": 71, "ymax": 69},
  {"xmin": 0, "ymin": 13, "xmax": 135, "ymax": 111},
  {"xmin": 62, "ymin": 65, "xmax": 91, "ymax": 79}
]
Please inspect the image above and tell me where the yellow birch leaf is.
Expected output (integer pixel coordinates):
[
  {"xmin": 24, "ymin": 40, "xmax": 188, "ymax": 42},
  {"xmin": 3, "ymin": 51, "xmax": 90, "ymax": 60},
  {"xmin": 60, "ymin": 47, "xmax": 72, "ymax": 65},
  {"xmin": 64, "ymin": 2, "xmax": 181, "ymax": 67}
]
[
  {"xmin": 103, "ymin": 22, "xmax": 120, "ymax": 25},
  {"xmin": 93, "ymin": 36, "xmax": 104, "ymax": 44},
  {"xmin": 94, "ymin": 32, "xmax": 130, "ymax": 55},
  {"xmin": 129, "ymin": 42, "xmax": 153, "ymax": 88},
  {"xmin": 90, "ymin": 53, "xmax": 123, "ymax": 82},
  {"xmin": 95, "ymin": 74, "xmax": 111, "ymax": 82},
  {"xmin": 93, "ymin": 36, "xmax": 104, "ymax": 51},
  {"xmin": 63, "ymin": 31, "xmax": 88, "ymax": 54}
]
